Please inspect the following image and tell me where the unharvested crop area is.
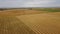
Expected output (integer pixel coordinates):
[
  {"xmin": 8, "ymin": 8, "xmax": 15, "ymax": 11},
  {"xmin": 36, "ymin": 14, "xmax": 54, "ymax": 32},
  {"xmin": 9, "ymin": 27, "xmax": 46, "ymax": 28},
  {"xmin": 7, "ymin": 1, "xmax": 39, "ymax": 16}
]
[
  {"xmin": 32, "ymin": 8, "xmax": 60, "ymax": 12},
  {"xmin": 0, "ymin": 9, "xmax": 60, "ymax": 34}
]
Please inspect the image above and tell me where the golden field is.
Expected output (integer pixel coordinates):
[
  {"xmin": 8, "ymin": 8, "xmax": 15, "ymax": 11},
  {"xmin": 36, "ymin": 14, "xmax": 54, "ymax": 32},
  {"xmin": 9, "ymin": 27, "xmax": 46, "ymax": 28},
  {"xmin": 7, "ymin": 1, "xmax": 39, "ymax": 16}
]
[{"xmin": 0, "ymin": 9, "xmax": 60, "ymax": 34}]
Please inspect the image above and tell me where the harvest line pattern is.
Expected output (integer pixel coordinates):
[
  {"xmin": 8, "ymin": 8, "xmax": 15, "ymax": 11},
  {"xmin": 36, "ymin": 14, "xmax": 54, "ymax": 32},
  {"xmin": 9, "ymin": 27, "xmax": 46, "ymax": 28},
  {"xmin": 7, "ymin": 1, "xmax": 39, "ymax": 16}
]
[{"xmin": 0, "ymin": 16, "xmax": 36, "ymax": 34}]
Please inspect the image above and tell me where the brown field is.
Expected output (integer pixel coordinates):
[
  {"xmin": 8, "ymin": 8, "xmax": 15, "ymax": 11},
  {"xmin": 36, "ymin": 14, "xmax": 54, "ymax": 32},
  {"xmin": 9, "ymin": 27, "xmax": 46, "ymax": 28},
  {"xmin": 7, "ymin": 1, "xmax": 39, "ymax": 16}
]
[
  {"xmin": 0, "ymin": 9, "xmax": 47, "ymax": 16},
  {"xmin": 0, "ymin": 9, "xmax": 60, "ymax": 34}
]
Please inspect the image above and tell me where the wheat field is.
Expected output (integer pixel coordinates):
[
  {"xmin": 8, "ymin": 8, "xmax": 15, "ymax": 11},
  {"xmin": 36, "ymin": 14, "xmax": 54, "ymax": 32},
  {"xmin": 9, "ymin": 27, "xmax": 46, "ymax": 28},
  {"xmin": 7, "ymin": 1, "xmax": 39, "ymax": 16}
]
[{"xmin": 0, "ymin": 9, "xmax": 60, "ymax": 34}]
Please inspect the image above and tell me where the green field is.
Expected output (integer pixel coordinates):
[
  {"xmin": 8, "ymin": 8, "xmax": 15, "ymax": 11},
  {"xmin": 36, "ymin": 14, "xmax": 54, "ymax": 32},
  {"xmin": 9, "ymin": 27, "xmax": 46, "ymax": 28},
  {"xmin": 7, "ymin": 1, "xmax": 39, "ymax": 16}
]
[{"xmin": 32, "ymin": 8, "xmax": 60, "ymax": 12}]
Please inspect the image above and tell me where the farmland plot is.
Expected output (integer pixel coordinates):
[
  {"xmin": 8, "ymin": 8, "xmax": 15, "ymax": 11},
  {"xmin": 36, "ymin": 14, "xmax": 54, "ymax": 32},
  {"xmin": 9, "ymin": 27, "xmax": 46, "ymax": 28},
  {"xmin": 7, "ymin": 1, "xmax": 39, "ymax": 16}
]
[
  {"xmin": 0, "ymin": 9, "xmax": 60, "ymax": 34},
  {"xmin": 17, "ymin": 12, "xmax": 60, "ymax": 34},
  {"xmin": 0, "ymin": 16, "xmax": 36, "ymax": 34}
]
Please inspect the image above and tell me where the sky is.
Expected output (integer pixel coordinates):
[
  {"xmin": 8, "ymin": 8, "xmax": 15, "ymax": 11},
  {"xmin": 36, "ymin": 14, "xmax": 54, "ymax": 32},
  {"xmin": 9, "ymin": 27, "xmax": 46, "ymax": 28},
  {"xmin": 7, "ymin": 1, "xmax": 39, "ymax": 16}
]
[{"xmin": 0, "ymin": 0, "xmax": 60, "ymax": 8}]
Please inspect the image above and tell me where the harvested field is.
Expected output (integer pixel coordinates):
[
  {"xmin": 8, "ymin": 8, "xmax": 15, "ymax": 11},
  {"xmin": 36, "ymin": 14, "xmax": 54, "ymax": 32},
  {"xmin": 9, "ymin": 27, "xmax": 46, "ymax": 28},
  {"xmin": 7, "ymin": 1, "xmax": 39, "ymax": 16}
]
[
  {"xmin": 17, "ymin": 12, "xmax": 60, "ymax": 34},
  {"xmin": 0, "ymin": 16, "xmax": 36, "ymax": 34},
  {"xmin": 0, "ymin": 9, "xmax": 60, "ymax": 34}
]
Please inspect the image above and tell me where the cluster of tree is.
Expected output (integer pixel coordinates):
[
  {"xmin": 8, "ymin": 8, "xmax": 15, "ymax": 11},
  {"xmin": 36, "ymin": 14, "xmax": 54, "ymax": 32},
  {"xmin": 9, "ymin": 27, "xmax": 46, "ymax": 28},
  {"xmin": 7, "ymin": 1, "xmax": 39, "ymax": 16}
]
[{"xmin": 0, "ymin": 8, "xmax": 8, "ymax": 11}]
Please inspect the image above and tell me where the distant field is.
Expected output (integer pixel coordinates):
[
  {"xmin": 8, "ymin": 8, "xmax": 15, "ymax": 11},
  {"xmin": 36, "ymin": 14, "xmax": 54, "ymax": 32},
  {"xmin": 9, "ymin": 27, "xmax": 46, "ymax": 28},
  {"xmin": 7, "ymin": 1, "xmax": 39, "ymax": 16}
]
[
  {"xmin": 32, "ymin": 8, "xmax": 60, "ymax": 12},
  {"xmin": 0, "ymin": 8, "xmax": 60, "ymax": 12},
  {"xmin": 0, "ymin": 8, "xmax": 60, "ymax": 16},
  {"xmin": 0, "ymin": 9, "xmax": 48, "ymax": 16}
]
